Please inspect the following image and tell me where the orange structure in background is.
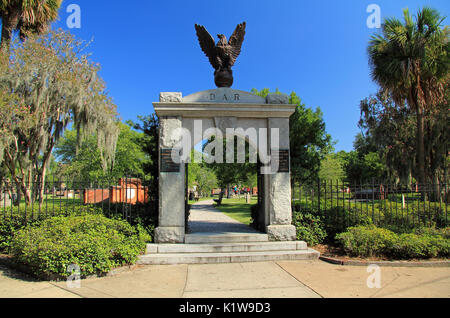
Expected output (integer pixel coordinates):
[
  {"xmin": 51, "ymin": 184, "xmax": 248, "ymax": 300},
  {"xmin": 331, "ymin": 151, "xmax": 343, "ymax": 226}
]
[
  {"xmin": 83, "ymin": 178, "xmax": 149, "ymax": 205},
  {"xmin": 83, "ymin": 189, "xmax": 110, "ymax": 204}
]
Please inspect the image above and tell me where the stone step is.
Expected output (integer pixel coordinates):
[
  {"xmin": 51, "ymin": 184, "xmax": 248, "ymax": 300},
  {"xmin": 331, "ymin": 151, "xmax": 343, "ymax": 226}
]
[
  {"xmin": 137, "ymin": 249, "xmax": 320, "ymax": 265},
  {"xmin": 146, "ymin": 241, "xmax": 307, "ymax": 254},
  {"xmin": 184, "ymin": 233, "xmax": 269, "ymax": 244}
]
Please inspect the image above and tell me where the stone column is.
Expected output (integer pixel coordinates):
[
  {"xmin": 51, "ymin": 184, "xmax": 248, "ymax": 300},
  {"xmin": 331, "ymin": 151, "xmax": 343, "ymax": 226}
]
[
  {"xmin": 266, "ymin": 118, "xmax": 296, "ymax": 241},
  {"xmin": 154, "ymin": 115, "xmax": 186, "ymax": 243}
]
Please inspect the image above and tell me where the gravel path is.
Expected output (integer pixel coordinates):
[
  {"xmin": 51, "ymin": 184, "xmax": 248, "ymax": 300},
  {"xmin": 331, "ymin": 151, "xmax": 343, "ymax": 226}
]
[{"xmin": 188, "ymin": 200, "xmax": 259, "ymax": 234}]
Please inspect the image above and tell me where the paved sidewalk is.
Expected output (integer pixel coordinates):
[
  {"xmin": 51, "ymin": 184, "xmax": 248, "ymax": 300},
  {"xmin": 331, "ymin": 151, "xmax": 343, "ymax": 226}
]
[
  {"xmin": 1, "ymin": 260, "xmax": 449, "ymax": 298},
  {"xmin": 188, "ymin": 199, "xmax": 258, "ymax": 234}
]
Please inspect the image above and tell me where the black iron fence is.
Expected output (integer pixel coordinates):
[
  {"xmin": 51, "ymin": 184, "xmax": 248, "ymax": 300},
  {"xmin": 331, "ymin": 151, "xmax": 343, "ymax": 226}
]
[
  {"xmin": 292, "ymin": 179, "xmax": 449, "ymax": 229},
  {"xmin": 1, "ymin": 175, "xmax": 448, "ymax": 230},
  {"xmin": 0, "ymin": 176, "xmax": 158, "ymax": 226}
]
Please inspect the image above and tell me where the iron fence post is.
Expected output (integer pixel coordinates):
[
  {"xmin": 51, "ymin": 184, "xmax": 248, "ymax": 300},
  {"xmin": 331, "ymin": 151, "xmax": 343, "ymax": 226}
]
[{"xmin": 318, "ymin": 179, "xmax": 321, "ymax": 215}]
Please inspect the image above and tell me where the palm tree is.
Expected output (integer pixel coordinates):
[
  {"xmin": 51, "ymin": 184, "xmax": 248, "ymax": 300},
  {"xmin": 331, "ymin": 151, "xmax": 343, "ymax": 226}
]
[
  {"xmin": 368, "ymin": 7, "xmax": 449, "ymax": 186},
  {"xmin": 0, "ymin": 0, "xmax": 62, "ymax": 52}
]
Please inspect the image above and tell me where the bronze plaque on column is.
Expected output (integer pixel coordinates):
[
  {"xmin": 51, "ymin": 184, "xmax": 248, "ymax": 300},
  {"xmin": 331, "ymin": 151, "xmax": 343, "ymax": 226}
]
[
  {"xmin": 271, "ymin": 150, "xmax": 290, "ymax": 173},
  {"xmin": 160, "ymin": 148, "xmax": 180, "ymax": 173}
]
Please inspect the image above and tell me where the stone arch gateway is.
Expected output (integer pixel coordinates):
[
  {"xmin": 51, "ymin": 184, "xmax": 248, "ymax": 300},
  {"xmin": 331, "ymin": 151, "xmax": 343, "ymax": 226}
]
[{"xmin": 154, "ymin": 88, "xmax": 298, "ymax": 244}]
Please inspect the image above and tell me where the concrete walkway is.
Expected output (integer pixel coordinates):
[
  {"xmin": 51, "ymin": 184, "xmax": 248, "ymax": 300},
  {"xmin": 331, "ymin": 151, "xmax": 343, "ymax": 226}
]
[
  {"xmin": 1, "ymin": 260, "xmax": 449, "ymax": 298},
  {"xmin": 188, "ymin": 199, "xmax": 258, "ymax": 234}
]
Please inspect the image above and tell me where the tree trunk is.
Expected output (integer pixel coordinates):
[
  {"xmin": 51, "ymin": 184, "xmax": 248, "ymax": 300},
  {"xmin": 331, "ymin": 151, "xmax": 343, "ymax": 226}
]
[
  {"xmin": 38, "ymin": 146, "xmax": 54, "ymax": 205},
  {"xmin": 416, "ymin": 106, "xmax": 426, "ymax": 187},
  {"xmin": 430, "ymin": 172, "xmax": 440, "ymax": 203},
  {"xmin": 0, "ymin": 174, "xmax": 3, "ymax": 202},
  {"xmin": 38, "ymin": 165, "xmax": 48, "ymax": 206},
  {"xmin": 20, "ymin": 181, "xmax": 32, "ymax": 205},
  {"xmin": 3, "ymin": 148, "xmax": 31, "ymax": 206},
  {"xmin": 408, "ymin": 91, "xmax": 427, "ymax": 192},
  {"xmin": 12, "ymin": 178, "xmax": 31, "ymax": 206},
  {"xmin": 27, "ymin": 167, "xmax": 33, "ymax": 203},
  {"xmin": 0, "ymin": 7, "xmax": 20, "ymax": 53}
]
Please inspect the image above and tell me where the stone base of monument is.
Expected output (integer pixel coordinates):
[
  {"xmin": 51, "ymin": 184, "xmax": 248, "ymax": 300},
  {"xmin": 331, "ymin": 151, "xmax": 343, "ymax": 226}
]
[{"xmin": 137, "ymin": 235, "xmax": 320, "ymax": 265}]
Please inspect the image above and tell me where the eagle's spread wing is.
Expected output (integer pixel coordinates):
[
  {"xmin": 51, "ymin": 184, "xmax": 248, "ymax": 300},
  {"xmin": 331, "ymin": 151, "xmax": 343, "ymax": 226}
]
[
  {"xmin": 228, "ymin": 22, "xmax": 246, "ymax": 67},
  {"xmin": 195, "ymin": 24, "xmax": 220, "ymax": 69}
]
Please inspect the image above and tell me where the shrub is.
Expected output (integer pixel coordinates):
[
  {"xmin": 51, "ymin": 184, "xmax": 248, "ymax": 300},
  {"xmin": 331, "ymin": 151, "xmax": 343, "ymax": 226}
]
[
  {"xmin": 0, "ymin": 204, "xmax": 106, "ymax": 254},
  {"xmin": 292, "ymin": 204, "xmax": 373, "ymax": 243},
  {"xmin": 0, "ymin": 217, "xmax": 30, "ymax": 253},
  {"xmin": 292, "ymin": 211, "xmax": 326, "ymax": 246},
  {"xmin": 336, "ymin": 225, "xmax": 396, "ymax": 257},
  {"xmin": 292, "ymin": 198, "xmax": 449, "ymax": 231},
  {"xmin": 392, "ymin": 233, "xmax": 449, "ymax": 259},
  {"xmin": 103, "ymin": 202, "xmax": 158, "ymax": 241},
  {"xmin": 10, "ymin": 214, "xmax": 151, "ymax": 279},
  {"xmin": 413, "ymin": 227, "xmax": 450, "ymax": 239},
  {"xmin": 391, "ymin": 233, "xmax": 432, "ymax": 258},
  {"xmin": 0, "ymin": 201, "xmax": 158, "ymax": 254},
  {"xmin": 426, "ymin": 235, "xmax": 450, "ymax": 257},
  {"xmin": 336, "ymin": 225, "xmax": 450, "ymax": 259}
]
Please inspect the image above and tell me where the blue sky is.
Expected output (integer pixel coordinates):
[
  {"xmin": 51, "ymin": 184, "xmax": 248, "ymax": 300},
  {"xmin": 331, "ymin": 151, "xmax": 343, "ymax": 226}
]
[{"xmin": 5, "ymin": 0, "xmax": 450, "ymax": 152}]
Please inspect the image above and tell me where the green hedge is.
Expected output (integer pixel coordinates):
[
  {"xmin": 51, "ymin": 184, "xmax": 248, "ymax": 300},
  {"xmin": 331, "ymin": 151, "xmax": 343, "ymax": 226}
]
[
  {"xmin": 292, "ymin": 211, "xmax": 327, "ymax": 246},
  {"xmin": 335, "ymin": 226, "xmax": 397, "ymax": 257},
  {"xmin": 292, "ymin": 205, "xmax": 372, "ymax": 243},
  {"xmin": 292, "ymin": 202, "xmax": 450, "ymax": 259},
  {"xmin": 0, "ymin": 202, "xmax": 157, "ymax": 254},
  {"xmin": 104, "ymin": 202, "xmax": 157, "ymax": 241},
  {"xmin": 0, "ymin": 217, "xmax": 32, "ymax": 253},
  {"xmin": 336, "ymin": 225, "xmax": 450, "ymax": 259},
  {"xmin": 10, "ymin": 214, "xmax": 151, "ymax": 279},
  {"xmin": 292, "ymin": 199, "xmax": 448, "ymax": 229},
  {"xmin": 0, "ymin": 205, "xmax": 104, "ymax": 254}
]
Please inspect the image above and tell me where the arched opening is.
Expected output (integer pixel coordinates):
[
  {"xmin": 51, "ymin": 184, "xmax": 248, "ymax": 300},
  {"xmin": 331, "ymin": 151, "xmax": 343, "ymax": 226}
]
[{"xmin": 185, "ymin": 134, "xmax": 267, "ymax": 235}]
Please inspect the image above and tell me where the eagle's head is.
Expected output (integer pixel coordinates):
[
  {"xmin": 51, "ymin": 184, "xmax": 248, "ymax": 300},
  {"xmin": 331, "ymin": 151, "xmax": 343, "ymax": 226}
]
[{"xmin": 217, "ymin": 34, "xmax": 227, "ymax": 46}]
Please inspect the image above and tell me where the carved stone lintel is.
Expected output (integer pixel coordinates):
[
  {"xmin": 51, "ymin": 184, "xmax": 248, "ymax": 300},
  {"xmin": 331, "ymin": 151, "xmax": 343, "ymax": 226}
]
[
  {"xmin": 266, "ymin": 93, "xmax": 290, "ymax": 105},
  {"xmin": 160, "ymin": 92, "xmax": 183, "ymax": 103}
]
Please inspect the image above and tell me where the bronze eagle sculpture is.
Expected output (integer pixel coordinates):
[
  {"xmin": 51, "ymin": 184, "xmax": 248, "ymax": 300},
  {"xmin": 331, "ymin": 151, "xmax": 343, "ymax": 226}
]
[{"xmin": 195, "ymin": 22, "xmax": 246, "ymax": 88}]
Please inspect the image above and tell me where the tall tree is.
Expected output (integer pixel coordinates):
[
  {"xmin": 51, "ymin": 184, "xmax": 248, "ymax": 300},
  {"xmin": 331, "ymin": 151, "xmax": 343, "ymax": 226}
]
[
  {"xmin": 319, "ymin": 152, "xmax": 346, "ymax": 182},
  {"xmin": 360, "ymin": 91, "xmax": 415, "ymax": 183},
  {"xmin": 360, "ymin": 90, "xmax": 448, "ymax": 187},
  {"xmin": 341, "ymin": 150, "xmax": 386, "ymax": 184},
  {"xmin": 54, "ymin": 122, "xmax": 147, "ymax": 180},
  {"xmin": 130, "ymin": 114, "xmax": 159, "ymax": 199},
  {"xmin": 0, "ymin": 30, "xmax": 119, "ymax": 204},
  {"xmin": 0, "ymin": 0, "xmax": 62, "ymax": 52},
  {"xmin": 368, "ymin": 7, "xmax": 449, "ymax": 186}
]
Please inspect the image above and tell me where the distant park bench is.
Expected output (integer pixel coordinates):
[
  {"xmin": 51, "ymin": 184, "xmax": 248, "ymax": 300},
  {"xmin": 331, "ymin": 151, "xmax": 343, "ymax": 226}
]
[{"xmin": 213, "ymin": 193, "xmax": 224, "ymax": 206}]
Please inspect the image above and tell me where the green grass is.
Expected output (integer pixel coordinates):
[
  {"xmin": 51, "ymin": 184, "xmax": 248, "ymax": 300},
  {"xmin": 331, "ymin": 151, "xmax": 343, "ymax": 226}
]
[
  {"xmin": 188, "ymin": 197, "xmax": 213, "ymax": 205},
  {"xmin": 214, "ymin": 197, "xmax": 257, "ymax": 225}
]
